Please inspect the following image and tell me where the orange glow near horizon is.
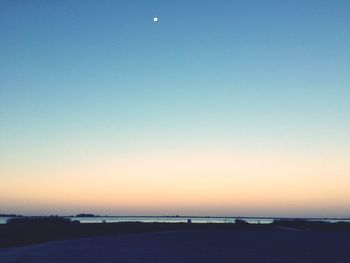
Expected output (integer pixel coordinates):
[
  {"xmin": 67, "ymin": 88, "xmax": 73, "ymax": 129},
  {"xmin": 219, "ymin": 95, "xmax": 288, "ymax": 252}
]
[{"xmin": 1, "ymin": 150, "xmax": 349, "ymax": 217}]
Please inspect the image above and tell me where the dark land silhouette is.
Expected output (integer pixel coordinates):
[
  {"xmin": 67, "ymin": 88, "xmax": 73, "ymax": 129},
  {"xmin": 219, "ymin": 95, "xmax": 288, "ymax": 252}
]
[
  {"xmin": 1, "ymin": 221, "xmax": 350, "ymax": 263},
  {"xmin": 1, "ymin": 217, "xmax": 350, "ymax": 262},
  {"xmin": 1, "ymin": 217, "xmax": 350, "ymax": 248}
]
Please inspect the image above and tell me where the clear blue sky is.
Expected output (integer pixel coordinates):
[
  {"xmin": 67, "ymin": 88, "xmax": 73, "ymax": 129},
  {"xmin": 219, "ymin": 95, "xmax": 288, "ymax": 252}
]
[{"xmin": 1, "ymin": 1, "xmax": 350, "ymax": 216}]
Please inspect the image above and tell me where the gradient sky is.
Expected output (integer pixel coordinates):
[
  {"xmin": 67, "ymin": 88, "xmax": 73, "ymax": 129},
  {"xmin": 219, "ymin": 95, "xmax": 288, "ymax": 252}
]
[{"xmin": 1, "ymin": 0, "xmax": 350, "ymax": 217}]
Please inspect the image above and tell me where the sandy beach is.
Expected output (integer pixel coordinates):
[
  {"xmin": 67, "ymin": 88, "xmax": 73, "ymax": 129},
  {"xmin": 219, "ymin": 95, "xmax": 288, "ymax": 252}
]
[{"xmin": 1, "ymin": 229, "xmax": 350, "ymax": 263}]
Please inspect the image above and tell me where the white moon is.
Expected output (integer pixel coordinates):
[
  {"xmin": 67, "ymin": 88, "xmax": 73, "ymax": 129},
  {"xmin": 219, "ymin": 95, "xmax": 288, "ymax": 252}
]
[{"xmin": 153, "ymin": 17, "xmax": 158, "ymax": 22}]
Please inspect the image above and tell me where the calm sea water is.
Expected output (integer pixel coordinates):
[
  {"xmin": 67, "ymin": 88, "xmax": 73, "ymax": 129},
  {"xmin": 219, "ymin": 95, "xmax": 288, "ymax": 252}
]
[
  {"xmin": 69, "ymin": 217, "xmax": 273, "ymax": 224},
  {"xmin": 1, "ymin": 216, "xmax": 349, "ymax": 224}
]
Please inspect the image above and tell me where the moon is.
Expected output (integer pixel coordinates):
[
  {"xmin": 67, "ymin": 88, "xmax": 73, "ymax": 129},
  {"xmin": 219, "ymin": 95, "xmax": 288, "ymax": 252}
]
[{"xmin": 153, "ymin": 17, "xmax": 159, "ymax": 22}]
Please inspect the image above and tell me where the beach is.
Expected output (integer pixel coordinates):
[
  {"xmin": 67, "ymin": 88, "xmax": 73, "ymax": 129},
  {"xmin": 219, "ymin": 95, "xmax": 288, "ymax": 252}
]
[{"xmin": 1, "ymin": 228, "xmax": 350, "ymax": 263}]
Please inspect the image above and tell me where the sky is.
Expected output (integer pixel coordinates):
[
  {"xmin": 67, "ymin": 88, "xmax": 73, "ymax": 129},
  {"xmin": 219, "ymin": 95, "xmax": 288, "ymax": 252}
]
[{"xmin": 0, "ymin": 0, "xmax": 349, "ymax": 217}]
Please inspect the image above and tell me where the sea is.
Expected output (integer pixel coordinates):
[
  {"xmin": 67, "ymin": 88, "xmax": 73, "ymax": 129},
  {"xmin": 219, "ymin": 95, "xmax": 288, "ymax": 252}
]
[{"xmin": 1, "ymin": 216, "xmax": 350, "ymax": 224}]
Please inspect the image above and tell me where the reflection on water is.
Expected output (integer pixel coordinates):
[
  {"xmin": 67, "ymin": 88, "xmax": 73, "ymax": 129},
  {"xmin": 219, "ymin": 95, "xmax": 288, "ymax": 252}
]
[
  {"xmin": 0, "ymin": 218, "xmax": 8, "ymax": 224},
  {"xmin": 73, "ymin": 217, "xmax": 350, "ymax": 224},
  {"xmin": 70, "ymin": 216, "xmax": 262, "ymax": 224},
  {"xmin": 1, "ymin": 216, "xmax": 349, "ymax": 224}
]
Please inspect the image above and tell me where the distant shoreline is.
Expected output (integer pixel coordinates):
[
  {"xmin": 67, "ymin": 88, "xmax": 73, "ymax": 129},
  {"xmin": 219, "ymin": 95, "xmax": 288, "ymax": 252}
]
[{"xmin": 1, "ymin": 214, "xmax": 350, "ymax": 220}]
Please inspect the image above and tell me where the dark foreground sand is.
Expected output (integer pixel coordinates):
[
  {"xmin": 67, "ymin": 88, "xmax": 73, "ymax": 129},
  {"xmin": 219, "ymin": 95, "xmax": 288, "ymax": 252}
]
[{"xmin": 1, "ymin": 229, "xmax": 350, "ymax": 263}]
